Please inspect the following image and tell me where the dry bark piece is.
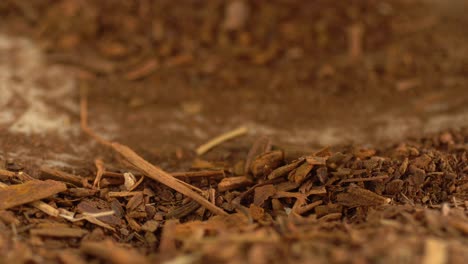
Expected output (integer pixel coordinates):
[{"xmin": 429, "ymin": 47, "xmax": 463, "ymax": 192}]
[
  {"xmin": 40, "ymin": 166, "xmax": 84, "ymax": 187},
  {"xmin": 81, "ymin": 239, "xmax": 149, "ymax": 264},
  {"xmin": 385, "ymin": 179, "xmax": 405, "ymax": 195},
  {"xmin": 412, "ymin": 154, "xmax": 432, "ymax": 169},
  {"xmin": 315, "ymin": 204, "xmax": 343, "ymax": 218},
  {"xmin": 336, "ymin": 186, "xmax": 391, "ymax": 207},
  {"xmin": 275, "ymin": 181, "xmax": 301, "ymax": 192},
  {"xmin": 295, "ymin": 200, "xmax": 323, "ymax": 215},
  {"xmin": 305, "ymin": 186, "xmax": 327, "ymax": 196},
  {"xmin": 288, "ymin": 162, "xmax": 314, "ymax": 184},
  {"xmin": 126, "ymin": 192, "xmax": 145, "ymax": 212},
  {"xmin": 30, "ymin": 227, "xmax": 88, "ymax": 238},
  {"xmin": 171, "ymin": 170, "xmax": 225, "ymax": 179},
  {"xmin": 340, "ymin": 175, "xmax": 389, "ymax": 184},
  {"xmin": 267, "ymin": 158, "xmax": 305, "ymax": 180},
  {"xmin": 0, "ymin": 180, "xmax": 66, "ymax": 210},
  {"xmin": 67, "ymin": 188, "xmax": 98, "ymax": 198},
  {"xmin": 253, "ymin": 184, "xmax": 277, "ymax": 207},
  {"xmin": 249, "ymin": 204, "xmax": 265, "ymax": 221},
  {"xmin": 399, "ymin": 157, "xmax": 409, "ymax": 175},
  {"xmin": 244, "ymin": 136, "xmax": 272, "ymax": 175},
  {"xmin": 218, "ymin": 176, "xmax": 253, "ymax": 192},
  {"xmin": 166, "ymin": 200, "xmax": 201, "ymax": 219},
  {"xmin": 316, "ymin": 167, "xmax": 328, "ymax": 183},
  {"xmin": 108, "ymin": 191, "xmax": 142, "ymax": 198},
  {"xmin": 250, "ymin": 150, "xmax": 284, "ymax": 178},
  {"xmin": 305, "ymin": 156, "xmax": 328, "ymax": 166}
]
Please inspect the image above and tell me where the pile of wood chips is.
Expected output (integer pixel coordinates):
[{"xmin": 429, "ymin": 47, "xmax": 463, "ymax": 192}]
[{"xmin": 0, "ymin": 129, "xmax": 467, "ymax": 263}]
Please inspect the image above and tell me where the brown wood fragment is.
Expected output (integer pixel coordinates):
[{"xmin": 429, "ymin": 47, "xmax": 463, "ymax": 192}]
[
  {"xmin": 244, "ymin": 136, "xmax": 272, "ymax": 175},
  {"xmin": 171, "ymin": 170, "xmax": 225, "ymax": 179},
  {"xmin": 306, "ymin": 186, "xmax": 327, "ymax": 196},
  {"xmin": 0, "ymin": 180, "xmax": 66, "ymax": 210},
  {"xmin": 250, "ymin": 150, "xmax": 284, "ymax": 178},
  {"xmin": 40, "ymin": 166, "xmax": 84, "ymax": 187},
  {"xmin": 249, "ymin": 204, "xmax": 265, "ymax": 221},
  {"xmin": 107, "ymin": 191, "xmax": 142, "ymax": 198},
  {"xmin": 275, "ymin": 181, "xmax": 300, "ymax": 192},
  {"xmin": 218, "ymin": 176, "xmax": 253, "ymax": 192},
  {"xmin": 253, "ymin": 184, "xmax": 277, "ymax": 207},
  {"xmin": 67, "ymin": 188, "xmax": 98, "ymax": 198},
  {"xmin": 272, "ymin": 191, "xmax": 306, "ymax": 200},
  {"xmin": 313, "ymin": 167, "xmax": 327, "ymax": 185},
  {"xmin": 336, "ymin": 186, "xmax": 391, "ymax": 207},
  {"xmin": 315, "ymin": 204, "xmax": 343, "ymax": 218},
  {"xmin": 340, "ymin": 175, "xmax": 389, "ymax": 184},
  {"xmin": 81, "ymin": 239, "xmax": 149, "ymax": 264},
  {"xmin": 124, "ymin": 58, "xmax": 159, "ymax": 81},
  {"xmin": 267, "ymin": 158, "xmax": 304, "ymax": 180},
  {"xmin": 166, "ymin": 200, "xmax": 201, "ymax": 219},
  {"xmin": 288, "ymin": 162, "xmax": 314, "ymax": 184},
  {"xmin": 305, "ymin": 156, "xmax": 328, "ymax": 166},
  {"xmin": 125, "ymin": 215, "xmax": 142, "ymax": 231},
  {"xmin": 295, "ymin": 200, "xmax": 323, "ymax": 215},
  {"xmin": 30, "ymin": 227, "xmax": 88, "ymax": 238},
  {"xmin": 126, "ymin": 192, "xmax": 144, "ymax": 212}
]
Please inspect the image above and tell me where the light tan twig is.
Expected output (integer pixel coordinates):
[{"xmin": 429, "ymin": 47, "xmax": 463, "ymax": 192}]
[{"xmin": 196, "ymin": 126, "xmax": 248, "ymax": 155}]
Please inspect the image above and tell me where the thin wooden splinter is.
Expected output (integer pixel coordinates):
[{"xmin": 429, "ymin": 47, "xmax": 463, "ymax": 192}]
[
  {"xmin": 196, "ymin": 126, "xmax": 248, "ymax": 155},
  {"xmin": 80, "ymin": 83, "xmax": 227, "ymax": 216},
  {"xmin": 93, "ymin": 158, "xmax": 105, "ymax": 188}
]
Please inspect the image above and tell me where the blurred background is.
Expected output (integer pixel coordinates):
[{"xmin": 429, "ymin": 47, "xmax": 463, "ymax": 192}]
[{"xmin": 0, "ymin": 0, "xmax": 467, "ymax": 166}]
